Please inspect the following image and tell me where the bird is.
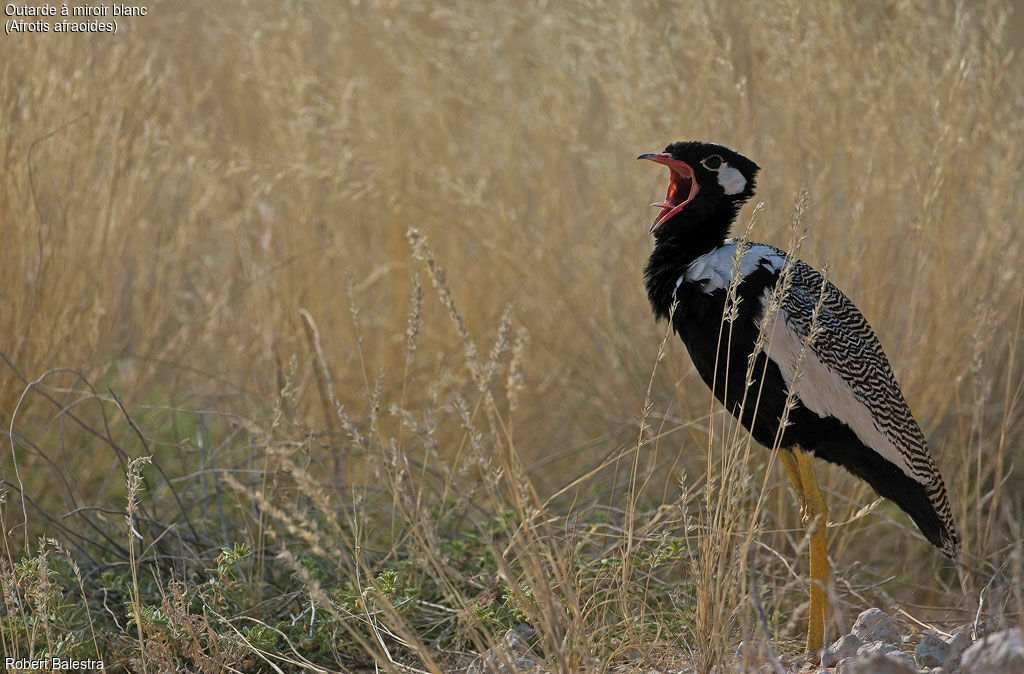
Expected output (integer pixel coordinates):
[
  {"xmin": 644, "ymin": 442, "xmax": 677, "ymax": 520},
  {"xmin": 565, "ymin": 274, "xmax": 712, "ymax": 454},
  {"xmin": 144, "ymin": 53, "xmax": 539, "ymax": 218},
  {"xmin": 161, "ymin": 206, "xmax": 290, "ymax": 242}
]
[{"xmin": 638, "ymin": 141, "xmax": 959, "ymax": 656}]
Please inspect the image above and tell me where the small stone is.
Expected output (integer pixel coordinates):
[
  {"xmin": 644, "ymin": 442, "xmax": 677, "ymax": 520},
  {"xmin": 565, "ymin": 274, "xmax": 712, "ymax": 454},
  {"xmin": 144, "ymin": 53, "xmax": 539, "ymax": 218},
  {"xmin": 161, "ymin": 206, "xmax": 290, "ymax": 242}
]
[
  {"xmin": 929, "ymin": 668, "xmax": 949, "ymax": 674},
  {"xmin": 889, "ymin": 650, "xmax": 917, "ymax": 669},
  {"xmin": 915, "ymin": 633, "xmax": 952, "ymax": 668},
  {"xmin": 835, "ymin": 656, "xmax": 855, "ymax": 674},
  {"xmin": 852, "ymin": 608, "xmax": 901, "ymax": 644},
  {"xmin": 823, "ymin": 633, "xmax": 864, "ymax": 667},
  {"xmin": 858, "ymin": 639, "xmax": 901, "ymax": 657},
  {"xmin": 946, "ymin": 625, "xmax": 973, "ymax": 662},
  {"xmin": 835, "ymin": 651, "xmax": 918, "ymax": 674},
  {"xmin": 960, "ymin": 628, "xmax": 1024, "ymax": 674}
]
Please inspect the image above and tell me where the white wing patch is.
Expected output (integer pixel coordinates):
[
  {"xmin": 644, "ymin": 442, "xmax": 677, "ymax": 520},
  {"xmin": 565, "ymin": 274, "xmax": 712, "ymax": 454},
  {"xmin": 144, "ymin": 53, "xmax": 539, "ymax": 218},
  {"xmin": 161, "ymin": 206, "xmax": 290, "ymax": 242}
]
[
  {"xmin": 718, "ymin": 164, "xmax": 747, "ymax": 195},
  {"xmin": 758, "ymin": 291, "xmax": 923, "ymax": 482},
  {"xmin": 685, "ymin": 241, "xmax": 786, "ymax": 291}
]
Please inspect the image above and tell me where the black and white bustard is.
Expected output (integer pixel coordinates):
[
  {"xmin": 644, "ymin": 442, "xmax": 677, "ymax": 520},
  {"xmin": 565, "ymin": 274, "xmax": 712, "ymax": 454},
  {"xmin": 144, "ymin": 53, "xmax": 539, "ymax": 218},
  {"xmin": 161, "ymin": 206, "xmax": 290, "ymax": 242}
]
[{"xmin": 638, "ymin": 141, "xmax": 959, "ymax": 654}]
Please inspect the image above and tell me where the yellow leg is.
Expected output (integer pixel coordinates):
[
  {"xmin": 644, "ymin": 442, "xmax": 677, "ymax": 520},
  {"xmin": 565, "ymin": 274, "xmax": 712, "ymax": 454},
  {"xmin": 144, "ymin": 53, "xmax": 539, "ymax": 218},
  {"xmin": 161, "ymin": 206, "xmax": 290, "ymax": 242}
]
[
  {"xmin": 778, "ymin": 450, "xmax": 804, "ymax": 504},
  {"xmin": 781, "ymin": 449, "xmax": 830, "ymax": 656}
]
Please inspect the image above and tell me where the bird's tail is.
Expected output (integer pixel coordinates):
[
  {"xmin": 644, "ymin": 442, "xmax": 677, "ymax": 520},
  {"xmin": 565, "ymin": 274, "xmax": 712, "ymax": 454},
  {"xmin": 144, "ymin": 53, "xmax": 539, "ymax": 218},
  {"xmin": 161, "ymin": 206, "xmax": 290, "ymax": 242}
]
[{"xmin": 809, "ymin": 429, "xmax": 960, "ymax": 557}]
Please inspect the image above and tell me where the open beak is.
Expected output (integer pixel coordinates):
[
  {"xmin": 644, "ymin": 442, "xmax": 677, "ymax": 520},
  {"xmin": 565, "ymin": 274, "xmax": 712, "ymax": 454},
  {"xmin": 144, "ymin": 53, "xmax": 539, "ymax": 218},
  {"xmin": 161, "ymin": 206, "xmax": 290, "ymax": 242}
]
[{"xmin": 638, "ymin": 153, "xmax": 699, "ymax": 233}]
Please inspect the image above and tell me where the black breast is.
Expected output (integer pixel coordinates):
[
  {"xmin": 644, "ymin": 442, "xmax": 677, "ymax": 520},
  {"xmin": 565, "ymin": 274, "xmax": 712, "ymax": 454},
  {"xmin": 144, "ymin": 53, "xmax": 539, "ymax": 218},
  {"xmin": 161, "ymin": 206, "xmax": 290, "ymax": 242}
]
[{"xmin": 672, "ymin": 265, "xmax": 798, "ymax": 450}]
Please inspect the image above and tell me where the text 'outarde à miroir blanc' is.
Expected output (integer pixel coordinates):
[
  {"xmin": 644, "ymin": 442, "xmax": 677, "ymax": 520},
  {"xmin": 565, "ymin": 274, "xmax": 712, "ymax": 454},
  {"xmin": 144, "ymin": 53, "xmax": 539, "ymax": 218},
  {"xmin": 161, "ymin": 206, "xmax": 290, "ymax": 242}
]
[{"xmin": 4, "ymin": 4, "xmax": 147, "ymax": 34}]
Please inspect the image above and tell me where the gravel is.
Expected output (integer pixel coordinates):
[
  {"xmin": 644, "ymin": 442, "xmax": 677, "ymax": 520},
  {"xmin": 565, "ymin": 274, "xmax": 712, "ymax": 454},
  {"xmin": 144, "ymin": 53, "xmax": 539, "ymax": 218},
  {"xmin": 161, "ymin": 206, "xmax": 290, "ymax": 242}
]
[{"xmin": 816, "ymin": 607, "xmax": 991, "ymax": 674}]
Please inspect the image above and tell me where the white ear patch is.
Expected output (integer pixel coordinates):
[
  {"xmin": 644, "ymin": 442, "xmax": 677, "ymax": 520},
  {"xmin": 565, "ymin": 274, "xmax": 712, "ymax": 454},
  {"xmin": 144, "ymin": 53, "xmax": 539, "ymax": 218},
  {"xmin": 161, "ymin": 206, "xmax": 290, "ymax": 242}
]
[{"xmin": 717, "ymin": 164, "xmax": 747, "ymax": 195}]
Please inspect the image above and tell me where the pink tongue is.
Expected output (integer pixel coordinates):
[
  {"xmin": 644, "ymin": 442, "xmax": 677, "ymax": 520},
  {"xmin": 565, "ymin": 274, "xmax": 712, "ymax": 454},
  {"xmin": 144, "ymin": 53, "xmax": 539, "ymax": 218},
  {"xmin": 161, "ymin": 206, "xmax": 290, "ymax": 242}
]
[{"xmin": 651, "ymin": 202, "xmax": 673, "ymax": 224}]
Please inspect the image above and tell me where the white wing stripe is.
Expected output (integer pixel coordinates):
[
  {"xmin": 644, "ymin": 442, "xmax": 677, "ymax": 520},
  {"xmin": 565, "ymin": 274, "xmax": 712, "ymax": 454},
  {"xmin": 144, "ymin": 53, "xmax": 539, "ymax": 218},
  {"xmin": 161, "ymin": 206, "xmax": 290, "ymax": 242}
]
[
  {"xmin": 685, "ymin": 240, "xmax": 786, "ymax": 291},
  {"xmin": 758, "ymin": 292, "xmax": 925, "ymax": 483}
]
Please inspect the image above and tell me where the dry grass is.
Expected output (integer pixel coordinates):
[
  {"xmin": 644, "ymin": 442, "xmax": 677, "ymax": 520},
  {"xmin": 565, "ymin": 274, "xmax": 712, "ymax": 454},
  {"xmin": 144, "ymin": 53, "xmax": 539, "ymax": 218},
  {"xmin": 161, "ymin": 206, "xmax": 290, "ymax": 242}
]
[{"xmin": 1, "ymin": 0, "xmax": 1023, "ymax": 671}]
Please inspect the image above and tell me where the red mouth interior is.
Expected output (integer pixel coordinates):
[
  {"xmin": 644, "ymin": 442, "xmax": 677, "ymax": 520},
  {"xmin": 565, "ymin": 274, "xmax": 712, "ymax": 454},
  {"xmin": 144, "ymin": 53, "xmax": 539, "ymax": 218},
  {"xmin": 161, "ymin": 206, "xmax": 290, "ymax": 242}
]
[
  {"xmin": 641, "ymin": 153, "xmax": 699, "ymax": 231},
  {"xmin": 650, "ymin": 164, "xmax": 697, "ymax": 230}
]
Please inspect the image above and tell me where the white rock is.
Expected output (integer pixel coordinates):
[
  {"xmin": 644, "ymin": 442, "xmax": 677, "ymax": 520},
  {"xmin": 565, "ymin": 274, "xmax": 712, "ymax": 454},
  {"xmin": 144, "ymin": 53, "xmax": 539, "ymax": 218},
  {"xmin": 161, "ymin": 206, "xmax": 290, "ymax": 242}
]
[
  {"xmin": 960, "ymin": 628, "xmax": 1024, "ymax": 674},
  {"xmin": 852, "ymin": 608, "xmax": 901, "ymax": 644},
  {"xmin": 915, "ymin": 633, "xmax": 952, "ymax": 668},
  {"xmin": 824, "ymin": 633, "xmax": 864, "ymax": 667}
]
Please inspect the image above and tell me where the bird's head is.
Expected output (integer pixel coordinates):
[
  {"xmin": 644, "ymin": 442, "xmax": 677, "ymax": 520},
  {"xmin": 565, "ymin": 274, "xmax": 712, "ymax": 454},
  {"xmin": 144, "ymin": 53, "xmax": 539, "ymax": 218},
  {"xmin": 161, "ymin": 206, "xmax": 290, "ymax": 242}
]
[{"xmin": 639, "ymin": 141, "xmax": 760, "ymax": 236}]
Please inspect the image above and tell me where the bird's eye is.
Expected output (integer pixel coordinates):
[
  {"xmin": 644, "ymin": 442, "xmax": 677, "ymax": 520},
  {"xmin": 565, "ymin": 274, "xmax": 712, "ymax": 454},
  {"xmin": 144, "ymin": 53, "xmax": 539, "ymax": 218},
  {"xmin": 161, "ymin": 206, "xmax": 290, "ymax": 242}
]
[{"xmin": 702, "ymin": 155, "xmax": 723, "ymax": 170}]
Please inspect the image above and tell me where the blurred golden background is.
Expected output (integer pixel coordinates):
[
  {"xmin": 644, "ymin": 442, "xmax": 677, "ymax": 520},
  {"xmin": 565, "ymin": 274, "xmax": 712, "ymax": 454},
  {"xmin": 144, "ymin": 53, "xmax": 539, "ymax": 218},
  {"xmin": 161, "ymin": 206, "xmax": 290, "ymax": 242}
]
[{"xmin": 1, "ymin": 0, "xmax": 1022, "ymax": 669}]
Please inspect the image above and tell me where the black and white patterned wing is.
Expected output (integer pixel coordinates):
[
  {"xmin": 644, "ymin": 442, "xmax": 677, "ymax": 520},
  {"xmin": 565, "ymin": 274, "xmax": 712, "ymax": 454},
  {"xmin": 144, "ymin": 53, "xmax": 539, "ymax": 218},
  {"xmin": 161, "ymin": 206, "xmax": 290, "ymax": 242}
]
[{"xmin": 761, "ymin": 258, "xmax": 959, "ymax": 555}]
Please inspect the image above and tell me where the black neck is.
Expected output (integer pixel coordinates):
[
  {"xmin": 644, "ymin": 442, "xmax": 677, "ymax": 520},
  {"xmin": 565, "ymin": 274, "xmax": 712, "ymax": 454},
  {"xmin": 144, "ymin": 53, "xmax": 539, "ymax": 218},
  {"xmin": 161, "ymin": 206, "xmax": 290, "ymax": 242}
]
[{"xmin": 644, "ymin": 201, "xmax": 738, "ymax": 320}]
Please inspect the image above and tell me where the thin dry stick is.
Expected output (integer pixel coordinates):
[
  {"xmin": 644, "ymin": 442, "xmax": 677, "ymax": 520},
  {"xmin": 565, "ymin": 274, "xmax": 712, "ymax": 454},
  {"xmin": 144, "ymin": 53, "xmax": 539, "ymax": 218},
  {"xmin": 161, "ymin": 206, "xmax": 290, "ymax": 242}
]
[
  {"xmin": 298, "ymin": 308, "xmax": 339, "ymax": 443},
  {"xmin": 109, "ymin": 388, "xmax": 200, "ymax": 543},
  {"xmin": 125, "ymin": 455, "xmax": 152, "ymax": 674},
  {"xmin": 8, "ymin": 368, "xmax": 74, "ymax": 552}
]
